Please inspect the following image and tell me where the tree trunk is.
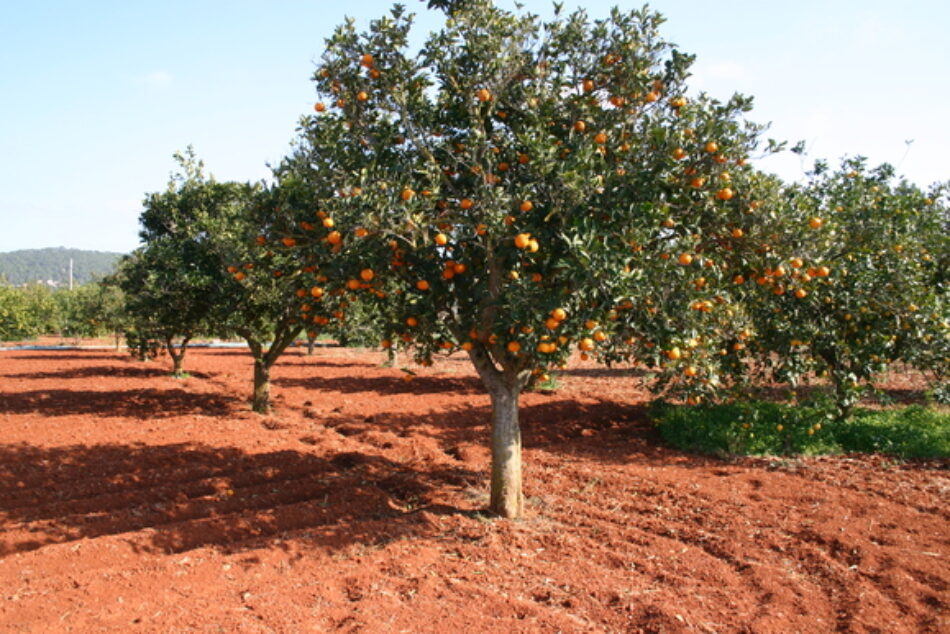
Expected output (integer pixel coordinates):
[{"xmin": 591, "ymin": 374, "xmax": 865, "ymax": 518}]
[
  {"xmin": 487, "ymin": 381, "xmax": 524, "ymax": 518},
  {"xmin": 165, "ymin": 336, "xmax": 188, "ymax": 378},
  {"xmin": 252, "ymin": 361, "xmax": 271, "ymax": 414},
  {"xmin": 307, "ymin": 336, "xmax": 316, "ymax": 356},
  {"xmin": 244, "ymin": 325, "xmax": 300, "ymax": 414}
]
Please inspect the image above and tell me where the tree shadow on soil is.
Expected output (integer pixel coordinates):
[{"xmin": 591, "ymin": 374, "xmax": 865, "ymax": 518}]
[
  {"xmin": 275, "ymin": 374, "xmax": 484, "ymax": 396},
  {"xmin": 0, "ymin": 442, "xmax": 480, "ymax": 558},
  {"xmin": 3, "ymin": 353, "xmax": 125, "ymax": 362},
  {"xmin": 3, "ymin": 366, "xmax": 211, "ymax": 381},
  {"xmin": 0, "ymin": 388, "xmax": 237, "ymax": 418},
  {"xmin": 306, "ymin": 395, "xmax": 711, "ymax": 470}
]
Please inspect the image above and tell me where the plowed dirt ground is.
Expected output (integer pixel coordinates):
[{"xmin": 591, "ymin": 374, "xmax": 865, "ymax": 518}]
[{"xmin": 0, "ymin": 347, "xmax": 946, "ymax": 632}]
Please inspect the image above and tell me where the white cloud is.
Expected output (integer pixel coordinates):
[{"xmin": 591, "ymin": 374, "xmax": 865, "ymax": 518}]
[
  {"xmin": 135, "ymin": 70, "xmax": 174, "ymax": 91},
  {"xmin": 687, "ymin": 59, "xmax": 751, "ymax": 96},
  {"xmin": 852, "ymin": 13, "xmax": 903, "ymax": 47}
]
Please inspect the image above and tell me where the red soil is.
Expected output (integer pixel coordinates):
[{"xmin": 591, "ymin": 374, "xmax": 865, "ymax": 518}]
[{"xmin": 0, "ymin": 346, "xmax": 946, "ymax": 633}]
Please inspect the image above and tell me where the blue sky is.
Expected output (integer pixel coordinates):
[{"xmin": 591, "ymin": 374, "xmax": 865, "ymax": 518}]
[{"xmin": 1, "ymin": 0, "xmax": 947, "ymax": 254}]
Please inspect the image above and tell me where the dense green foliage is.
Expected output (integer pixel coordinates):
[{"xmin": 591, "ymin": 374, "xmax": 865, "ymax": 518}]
[
  {"xmin": 0, "ymin": 281, "xmax": 126, "ymax": 342},
  {"xmin": 727, "ymin": 159, "xmax": 950, "ymax": 417},
  {"xmin": 651, "ymin": 400, "xmax": 949, "ymax": 459},
  {"xmin": 0, "ymin": 248, "xmax": 122, "ymax": 286}
]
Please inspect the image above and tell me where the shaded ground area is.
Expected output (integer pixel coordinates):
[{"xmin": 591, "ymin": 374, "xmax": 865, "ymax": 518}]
[{"xmin": 0, "ymin": 347, "xmax": 946, "ymax": 632}]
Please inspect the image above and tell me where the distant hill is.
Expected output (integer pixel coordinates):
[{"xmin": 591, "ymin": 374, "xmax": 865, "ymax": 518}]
[{"xmin": 0, "ymin": 247, "xmax": 125, "ymax": 286}]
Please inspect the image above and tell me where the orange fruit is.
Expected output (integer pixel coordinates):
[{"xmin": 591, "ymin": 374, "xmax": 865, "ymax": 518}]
[
  {"xmin": 678, "ymin": 253, "xmax": 694, "ymax": 266},
  {"xmin": 582, "ymin": 79, "xmax": 595, "ymax": 92},
  {"xmin": 514, "ymin": 233, "xmax": 532, "ymax": 249},
  {"xmin": 573, "ymin": 120, "xmax": 587, "ymax": 133},
  {"xmin": 434, "ymin": 233, "xmax": 448, "ymax": 246},
  {"xmin": 690, "ymin": 177, "xmax": 706, "ymax": 188},
  {"xmin": 731, "ymin": 228, "xmax": 744, "ymax": 238},
  {"xmin": 401, "ymin": 188, "xmax": 415, "ymax": 201},
  {"xmin": 550, "ymin": 308, "xmax": 567, "ymax": 321},
  {"xmin": 360, "ymin": 53, "xmax": 375, "ymax": 67},
  {"xmin": 593, "ymin": 132, "xmax": 608, "ymax": 144},
  {"xmin": 282, "ymin": 237, "xmax": 297, "ymax": 247},
  {"xmin": 716, "ymin": 187, "xmax": 734, "ymax": 201},
  {"xmin": 326, "ymin": 231, "xmax": 342, "ymax": 245},
  {"xmin": 406, "ymin": 317, "xmax": 418, "ymax": 327},
  {"xmin": 459, "ymin": 198, "xmax": 474, "ymax": 209},
  {"xmin": 356, "ymin": 91, "xmax": 368, "ymax": 101},
  {"xmin": 705, "ymin": 141, "xmax": 718, "ymax": 153},
  {"xmin": 476, "ymin": 88, "xmax": 492, "ymax": 102},
  {"xmin": 360, "ymin": 269, "xmax": 374, "ymax": 282},
  {"xmin": 234, "ymin": 272, "xmax": 246, "ymax": 281},
  {"xmin": 672, "ymin": 147, "xmax": 687, "ymax": 160},
  {"xmin": 313, "ymin": 102, "xmax": 326, "ymax": 112},
  {"xmin": 519, "ymin": 200, "xmax": 534, "ymax": 212},
  {"xmin": 416, "ymin": 280, "xmax": 430, "ymax": 291},
  {"xmin": 322, "ymin": 217, "xmax": 335, "ymax": 228},
  {"xmin": 593, "ymin": 331, "xmax": 607, "ymax": 342},
  {"xmin": 506, "ymin": 341, "xmax": 521, "ymax": 353},
  {"xmin": 809, "ymin": 217, "xmax": 823, "ymax": 229}
]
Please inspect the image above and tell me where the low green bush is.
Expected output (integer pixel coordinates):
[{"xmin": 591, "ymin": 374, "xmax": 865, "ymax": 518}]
[{"xmin": 650, "ymin": 400, "xmax": 949, "ymax": 459}]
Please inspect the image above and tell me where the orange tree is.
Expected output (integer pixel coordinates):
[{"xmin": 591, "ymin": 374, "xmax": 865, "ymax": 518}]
[
  {"xmin": 133, "ymin": 149, "xmax": 347, "ymax": 411},
  {"xmin": 283, "ymin": 1, "xmax": 778, "ymax": 517},
  {"xmin": 226, "ymin": 177, "xmax": 355, "ymax": 412},
  {"xmin": 734, "ymin": 158, "xmax": 949, "ymax": 417}
]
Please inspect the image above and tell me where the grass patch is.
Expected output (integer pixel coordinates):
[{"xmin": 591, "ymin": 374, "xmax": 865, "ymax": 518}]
[{"xmin": 650, "ymin": 400, "xmax": 949, "ymax": 459}]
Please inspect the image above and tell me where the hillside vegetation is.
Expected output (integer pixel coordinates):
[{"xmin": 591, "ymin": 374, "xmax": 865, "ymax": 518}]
[{"xmin": 0, "ymin": 247, "xmax": 123, "ymax": 286}]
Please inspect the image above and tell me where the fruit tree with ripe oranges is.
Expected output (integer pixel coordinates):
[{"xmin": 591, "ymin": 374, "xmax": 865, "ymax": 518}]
[
  {"xmin": 279, "ymin": 1, "xmax": 787, "ymax": 518},
  {"xmin": 732, "ymin": 158, "xmax": 949, "ymax": 418}
]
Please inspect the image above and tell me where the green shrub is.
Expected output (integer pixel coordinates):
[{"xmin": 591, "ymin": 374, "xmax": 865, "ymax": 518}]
[{"xmin": 650, "ymin": 400, "xmax": 949, "ymax": 459}]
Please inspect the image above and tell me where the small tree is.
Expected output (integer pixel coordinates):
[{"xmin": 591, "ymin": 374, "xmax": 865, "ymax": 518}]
[
  {"xmin": 121, "ymin": 149, "xmax": 234, "ymax": 376},
  {"xmin": 216, "ymin": 180, "xmax": 347, "ymax": 413},
  {"xmin": 285, "ymin": 1, "xmax": 773, "ymax": 517}
]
